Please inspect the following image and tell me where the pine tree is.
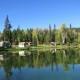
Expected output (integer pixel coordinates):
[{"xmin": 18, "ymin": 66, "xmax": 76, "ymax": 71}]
[
  {"xmin": 49, "ymin": 24, "xmax": 52, "ymax": 42},
  {"xmin": 3, "ymin": 15, "xmax": 12, "ymax": 44}
]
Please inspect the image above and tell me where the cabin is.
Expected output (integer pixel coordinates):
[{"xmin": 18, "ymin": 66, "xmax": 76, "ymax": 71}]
[
  {"xmin": 18, "ymin": 42, "xmax": 26, "ymax": 48},
  {"xmin": 18, "ymin": 42, "xmax": 32, "ymax": 48},
  {"xmin": 26, "ymin": 42, "xmax": 32, "ymax": 46},
  {"xmin": 50, "ymin": 42, "xmax": 56, "ymax": 46},
  {"xmin": 0, "ymin": 41, "xmax": 11, "ymax": 48}
]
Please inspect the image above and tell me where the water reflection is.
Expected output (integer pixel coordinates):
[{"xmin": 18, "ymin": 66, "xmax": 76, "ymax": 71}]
[
  {"xmin": 0, "ymin": 48, "xmax": 80, "ymax": 79},
  {"xmin": 19, "ymin": 51, "xmax": 25, "ymax": 56}
]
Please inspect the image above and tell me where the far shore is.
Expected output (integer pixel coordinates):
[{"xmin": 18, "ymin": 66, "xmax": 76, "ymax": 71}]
[{"xmin": 0, "ymin": 44, "xmax": 79, "ymax": 51}]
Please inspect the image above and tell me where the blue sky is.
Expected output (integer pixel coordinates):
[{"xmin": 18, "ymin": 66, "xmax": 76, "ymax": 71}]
[{"xmin": 0, "ymin": 0, "xmax": 80, "ymax": 31}]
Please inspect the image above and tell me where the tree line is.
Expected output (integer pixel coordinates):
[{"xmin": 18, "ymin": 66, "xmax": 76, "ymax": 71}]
[{"xmin": 0, "ymin": 16, "xmax": 80, "ymax": 46}]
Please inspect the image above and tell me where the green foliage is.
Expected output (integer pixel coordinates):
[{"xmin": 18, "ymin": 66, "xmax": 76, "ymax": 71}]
[
  {"xmin": 32, "ymin": 29, "xmax": 38, "ymax": 46},
  {"xmin": 60, "ymin": 24, "xmax": 67, "ymax": 44},
  {"xmin": 55, "ymin": 30, "xmax": 62, "ymax": 44},
  {"xmin": 1, "ymin": 16, "xmax": 80, "ymax": 45}
]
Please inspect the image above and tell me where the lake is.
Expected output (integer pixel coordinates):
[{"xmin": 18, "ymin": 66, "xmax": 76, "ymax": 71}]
[{"xmin": 0, "ymin": 48, "xmax": 80, "ymax": 80}]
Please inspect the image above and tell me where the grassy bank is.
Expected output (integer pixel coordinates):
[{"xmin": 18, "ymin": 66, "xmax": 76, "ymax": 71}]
[{"xmin": 0, "ymin": 44, "xmax": 79, "ymax": 51}]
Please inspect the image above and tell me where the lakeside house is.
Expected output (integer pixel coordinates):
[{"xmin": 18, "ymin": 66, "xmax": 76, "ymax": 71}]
[
  {"xmin": 18, "ymin": 42, "xmax": 32, "ymax": 48},
  {"xmin": 50, "ymin": 42, "xmax": 56, "ymax": 46},
  {"xmin": 18, "ymin": 42, "xmax": 26, "ymax": 48},
  {"xmin": 0, "ymin": 41, "xmax": 11, "ymax": 48}
]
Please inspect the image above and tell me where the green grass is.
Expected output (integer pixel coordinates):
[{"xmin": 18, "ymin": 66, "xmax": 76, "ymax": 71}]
[
  {"xmin": 31, "ymin": 44, "xmax": 78, "ymax": 49},
  {"xmin": 0, "ymin": 44, "xmax": 79, "ymax": 51}
]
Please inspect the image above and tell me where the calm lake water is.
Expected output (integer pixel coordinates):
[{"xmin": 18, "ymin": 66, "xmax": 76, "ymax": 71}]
[{"xmin": 0, "ymin": 48, "xmax": 80, "ymax": 80}]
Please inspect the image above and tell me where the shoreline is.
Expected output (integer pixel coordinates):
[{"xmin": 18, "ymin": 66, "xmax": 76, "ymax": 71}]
[{"xmin": 0, "ymin": 44, "xmax": 79, "ymax": 51}]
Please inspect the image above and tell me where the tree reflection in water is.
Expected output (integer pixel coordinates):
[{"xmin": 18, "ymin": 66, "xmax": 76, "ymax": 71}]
[{"xmin": 0, "ymin": 48, "xmax": 79, "ymax": 79}]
